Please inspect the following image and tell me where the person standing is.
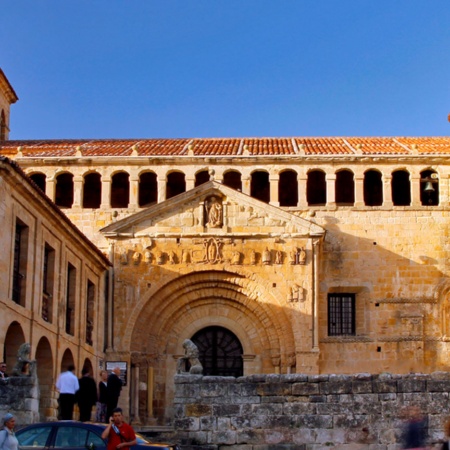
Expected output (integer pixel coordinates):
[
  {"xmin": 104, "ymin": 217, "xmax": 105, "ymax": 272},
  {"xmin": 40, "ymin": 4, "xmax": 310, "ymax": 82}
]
[
  {"xmin": 101, "ymin": 408, "xmax": 136, "ymax": 450},
  {"xmin": 55, "ymin": 365, "xmax": 79, "ymax": 420},
  {"xmin": 95, "ymin": 370, "xmax": 108, "ymax": 423},
  {"xmin": 106, "ymin": 367, "xmax": 123, "ymax": 419},
  {"xmin": 0, "ymin": 413, "xmax": 19, "ymax": 450},
  {"xmin": 0, "ymin": 363, "xmax": 8, "ymax": 380},
  {"xmin": 77, "ymin": 368, "xmax": 97, "ymax": 422}
]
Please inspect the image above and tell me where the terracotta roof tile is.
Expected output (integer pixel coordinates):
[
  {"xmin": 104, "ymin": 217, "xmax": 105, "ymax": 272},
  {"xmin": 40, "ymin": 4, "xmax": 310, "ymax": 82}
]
[{"xmin": 1, "ymin": 137, "xmax": 450, "ymax": 158}]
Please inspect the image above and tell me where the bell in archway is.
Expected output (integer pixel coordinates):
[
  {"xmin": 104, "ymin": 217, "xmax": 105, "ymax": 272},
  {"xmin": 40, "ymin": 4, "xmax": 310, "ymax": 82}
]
[{"xmin": 423, "ymin": 181, "xmax": 435, "ymax": 192}]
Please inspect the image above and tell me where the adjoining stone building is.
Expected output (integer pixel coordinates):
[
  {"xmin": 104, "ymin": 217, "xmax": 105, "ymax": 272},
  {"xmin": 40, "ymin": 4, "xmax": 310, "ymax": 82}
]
[{"xmin": 1, "ymin": 69, "xmax": 450, "ymax": 426}]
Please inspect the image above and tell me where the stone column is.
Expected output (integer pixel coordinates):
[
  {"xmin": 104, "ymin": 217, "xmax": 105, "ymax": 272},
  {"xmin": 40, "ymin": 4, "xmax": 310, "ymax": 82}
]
[
  {"xmin": 242, "ymin": 176, "xmax": 251, "ymax": 196},
  {"xmin": 157, "ymin": 177, "xmax": 166, "ymax": 203},
  {"xmin": 186, "ymin": 177, "xmax": 195, "ymax": 192},
  {"xmin": 132, "ymin": 364, "xmax": 141, "ymax": 424},
  {"xmin": 354, "ymin": 176, "xmax": 365, "ymax": 207},
  {"xmin": 129, "ymin": 177, "xmax": 139, "ymax": 208},
  {"xmin": 312, "ymin": 238, "xmax": 320, "ymax": 351},
  {"xmin": 383, "ymin": 173, "xmax": 393, "ymax": 207},
  {"xmin": 72, "ymin": 176, "xmax": 83, "ymax": 208},
  {"xmin": 297, "ymin": 175, "xmax": 308, "ymax": 208},
  {"xmin": 101, "ymin": 178, "xmax": 112, "ymax": 209},
  {"xmin": 326, "ymin": 174, "xmax": 336, "ymax": 207},
  {"xmin": 411, "ymin": 175, "xmax": 422, "ymax": 207},
  {"xmin": 46, "ymin": 177, "xmax": 56, "ymax": 202},
  {"xmin": 269, "ymin": 175, "xmax": 279, "ymax": 206}
]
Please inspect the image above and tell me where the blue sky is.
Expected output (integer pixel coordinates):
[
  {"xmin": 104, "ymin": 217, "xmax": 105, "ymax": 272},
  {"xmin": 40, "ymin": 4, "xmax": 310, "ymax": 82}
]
[{"xmin": 1, "ymin": 1, "xmax": 450, "ymax": 139}]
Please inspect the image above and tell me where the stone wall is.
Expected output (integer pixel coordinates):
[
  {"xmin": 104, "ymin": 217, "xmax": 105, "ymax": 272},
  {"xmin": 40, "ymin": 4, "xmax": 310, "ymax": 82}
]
[
  {"xmin": 173, "ymin": 373, "xmax": 450, "ymax": 449},
  {"xmin": 0, "ymin": 376, "xmax": 39, "ymax": 426}
]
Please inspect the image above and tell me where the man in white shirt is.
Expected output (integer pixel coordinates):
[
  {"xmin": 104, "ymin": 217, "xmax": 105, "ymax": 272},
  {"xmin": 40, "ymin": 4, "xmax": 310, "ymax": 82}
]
[{"xmin": 56, "ymin": 365, "xmax": 79, "ymax": 420}]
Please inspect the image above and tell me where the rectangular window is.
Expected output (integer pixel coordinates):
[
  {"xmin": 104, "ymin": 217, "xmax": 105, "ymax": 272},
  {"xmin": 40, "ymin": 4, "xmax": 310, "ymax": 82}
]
[
  {"xmin": 328, "ymin": 293, "xmax": 355, "ymax": 336},
  {"xmin": 12, "ymin": 219, "xmax": 29, "ymax": 306},
  {"xmin": 66, "ymin": 263, "xmax": 76, "ymax": 335},
  {"xmin": 86, "ymin": 280, "xmax": 95, "ymax": 346},
  {"xmin": 42, "ymin": 244, "xmax": 55, "ymax": 322}
]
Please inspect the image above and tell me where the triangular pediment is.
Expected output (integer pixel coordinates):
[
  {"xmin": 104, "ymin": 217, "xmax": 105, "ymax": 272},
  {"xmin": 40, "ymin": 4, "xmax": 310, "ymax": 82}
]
[{"xmin": 100, "ymin": 181, "xmax": 325, "ymax": 239}]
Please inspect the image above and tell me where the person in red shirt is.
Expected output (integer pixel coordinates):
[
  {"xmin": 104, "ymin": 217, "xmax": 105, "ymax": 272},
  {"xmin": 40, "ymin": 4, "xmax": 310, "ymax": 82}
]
[{"xmin": 101, "ymin": 408, "xmax": 137, "ymax": 450}]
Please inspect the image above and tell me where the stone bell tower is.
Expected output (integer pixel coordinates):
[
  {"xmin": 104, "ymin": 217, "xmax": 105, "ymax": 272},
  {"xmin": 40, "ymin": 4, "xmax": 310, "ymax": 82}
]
[{"xmin": 0, "ymin": 69, "xmax": 19, "ymax": 140}]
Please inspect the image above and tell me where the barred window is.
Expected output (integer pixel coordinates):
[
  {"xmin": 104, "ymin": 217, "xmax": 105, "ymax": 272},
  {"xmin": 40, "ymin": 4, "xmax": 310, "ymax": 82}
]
[{"xmin": 328, "ymin": 294, "xmax": 355, "ymax": 336}]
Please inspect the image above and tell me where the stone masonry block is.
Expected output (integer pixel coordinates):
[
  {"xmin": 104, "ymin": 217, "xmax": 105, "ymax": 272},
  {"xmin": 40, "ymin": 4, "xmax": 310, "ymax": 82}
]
[
  {"xmin": 292, "ymin": 382, "xmax": 320, "ymax": 396},
  {"xmin": 186, "ymin": 404, "xmax": 213, "ymax": 417}
]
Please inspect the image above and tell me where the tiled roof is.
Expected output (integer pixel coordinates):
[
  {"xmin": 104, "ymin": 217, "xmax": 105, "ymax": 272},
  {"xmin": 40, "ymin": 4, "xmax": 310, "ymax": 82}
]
[{"xmin": 0, "ymin": 137, "xmax": 449, "ymax": 157}]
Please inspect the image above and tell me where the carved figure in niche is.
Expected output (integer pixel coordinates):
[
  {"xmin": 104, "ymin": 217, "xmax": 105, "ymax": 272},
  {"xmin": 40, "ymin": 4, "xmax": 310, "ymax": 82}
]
[
  {"xmin": 169, "ymin": 251, "xmax": 177, "ymax": 265},
  {"xmin": 132, "ymin": 252, "xmax": 141, "ymax": 265},
  {"xmin": 12, "ymin": 343, "xmax": 36, "ymax": 377},
  {"xmin": 156, "ymin": 252, "xmax": 164, "ymax": 265},
  {"xmin": 205, "ymin": 196, "xmax": 222, "ymax": 228},
  {"xmin": 275, "ymin": 250, "xmax": 282, "ymax": 265},
  {"xmin": 289, "ymin": 249, "xmax": 297, "ymax": 265},
  {"xmin": 176, "ymin": 339, "xmax": 203, "ymax": 375},
  {"xmin": 202, "ymin": 238, "xmax": 223, "ymax": 264},
  {"xmin": 298, "ymin": 247, "xmax": 306, "ymax": 265},
  {"xmin": 289, "ymin": 284, "xmax": 304, "ymax": 302},
  {"xmin": 262, "ymin": 248, "xmax": 271, "ymax": 265},
  {"xmin": 182, "ymin": 249, "xmax": 191, "ymax": 264},
  {"xmin": 250, "ymin": 250, "xmax": 256, "ymax": 265},
  {"xmin": 144, "ymin": 250, "xmax": 152, "ymax": 264},
  {"xmin": 119, "ymin": 251, "xmax": 128, "ymax": 265},
  {"xmin": 232, "ymin": 250, "xmax": 241, "ymax": 265}
]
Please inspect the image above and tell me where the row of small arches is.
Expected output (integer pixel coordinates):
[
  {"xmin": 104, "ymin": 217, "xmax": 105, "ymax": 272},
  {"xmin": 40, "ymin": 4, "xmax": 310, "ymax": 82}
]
[{"xmin": 29, "ymin": 168, "xmax": 440, "ymax": 209}]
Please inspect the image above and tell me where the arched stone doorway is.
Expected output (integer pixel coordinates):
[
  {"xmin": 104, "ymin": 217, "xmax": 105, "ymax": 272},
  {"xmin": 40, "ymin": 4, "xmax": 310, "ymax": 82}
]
[
  {"xmin": 191, "ymin": 326, "xmax": 243, "ymax": 377},
  {"xmin": 127, "ymin": 269, "xmax": 296, "ymax": 423},
  {"xmin": 82, "ymin": 358, "xmax": 94, "ymax": 375},
  {"xmin": 60, "ymin": 348, "xmax": 75, "ymax": 372},
  {"xmin": 35, "ymin": 336, "xmax": 54, "ymax": 421},
  {"xmin": 3, "ymin": 321, "xmax": 26, "ymax": 370}
]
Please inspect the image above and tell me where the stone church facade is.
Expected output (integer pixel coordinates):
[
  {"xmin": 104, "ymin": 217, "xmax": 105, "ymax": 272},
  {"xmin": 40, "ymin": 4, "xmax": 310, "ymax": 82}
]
[{"xmin": 2, "ymin": 70, "xmax": 450, "ymax": 425}]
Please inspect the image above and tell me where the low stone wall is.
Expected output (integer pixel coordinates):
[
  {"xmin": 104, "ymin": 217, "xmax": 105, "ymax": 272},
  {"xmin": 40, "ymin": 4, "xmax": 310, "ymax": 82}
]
[
  {"xmin": 0, "ymin": 376, "xmax": 39, "ymax": 426},
  {"xmin": 173, "ymin": 372, "xmax": 450, "ymax": 449}
]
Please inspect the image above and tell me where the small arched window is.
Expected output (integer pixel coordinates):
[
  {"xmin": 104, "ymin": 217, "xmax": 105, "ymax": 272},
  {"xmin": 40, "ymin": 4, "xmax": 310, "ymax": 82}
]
[
  {"xmin": 335, "ymin": 170, "xmax": 355, "ymax": 205},
  {"xmin": 111, "ymin": 172, "xmax": 130, "ymax": 208},
  {"xmin": 166, "ymin": 172, "xmax": 186, "ymax": 199},
  {"xmin": 83, "ymin": 173, "xmax": 101, "ymax": 209},
  {"xmin": 139, "ymin": 172, "xmax": 157, "ymax": 207},
  {"xmin": 364, "ymin": 170, "xmax": 383, "ymax": 206},
  {"xmin": 392, "ymin": 170, "xmax": 411, "ymax": 206},
  {"xmin": 279, "ymin": 170, "xmax": 298, "ymax": 207},
  {"xmin": 250, "ymin": 171, "xmax": 270, "ymax": 203},
  {"xmin": 223, "ymin": 171, "xmax": 242, "ymax": 191},
  {"xmin": 195, "ymin": 170, "xmax": 210, "ymax": 187},
  {"xmin": 420, "ymin": 169, "xmax": 439, "ymax": 206},
  {"xmin": 307, "ymin": 170, "xmax": 326, "ymax": 206},
  {"xmin": 29, "ymin": 173, "xmax": 46, "ymax": 193},
  {"xmin": 55, "ymin": 173, "xmax": 74, "ymax": 208}
]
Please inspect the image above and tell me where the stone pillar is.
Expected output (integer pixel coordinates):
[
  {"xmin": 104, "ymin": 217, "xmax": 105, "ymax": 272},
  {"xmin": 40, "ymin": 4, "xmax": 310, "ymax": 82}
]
[
  {"xmin": 354, "ymin": 176, "xmax": 365, "ymax": 207},
  {"xmin": 411, "ymin": 175, "xmax": 421, "ymax": 207},
  {"xmin": 269, "ymin": 175, "xmax": 279, "ymax": 206},
  {"xmin": 312, "ymin": 239, "xmax": 320, "ymax": 351},
  {"xmin": 72, "ymin": 176, "xmax": 83, "ymax": 208},
  {"xmin": 383, "ymin": 173, "xmax": 393, "ymax": 207},
  {"xmin": 186, "ymin": 177, "xmax": 195, "ymax": 192},
  {"xmin": 157, "ymin": 177, "xmax": 166, "ymax": 203},
  {"xmin": 129, "ymin": 177, "xmax": 139, "ymax": 208},
  {"xmin": 326, "ymin": 174, "xmax": 336, "ymax": 207},
  {"xmin": 132, "ymin": 364, "xmax": 141, "ymax": 424},
  {"xmin": 297, "ymin": 175, "xmax": 308, "ymax": 208},
  {"xmin": 46, "ymin": 177, "xmax": 56, "ymax": 202},
  {"xmin": 101, "ymin": 178, "xmax": 112, "ymax": 209},
  {"xmin": 242, "ymin": 176, "xmax": 251, "ymax": 196}
]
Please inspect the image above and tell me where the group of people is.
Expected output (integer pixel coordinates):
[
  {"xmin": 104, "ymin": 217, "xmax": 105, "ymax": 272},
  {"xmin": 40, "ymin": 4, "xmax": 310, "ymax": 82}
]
[{"xmin": 55, "ymin": 365, "xmax": 123, "ymax": 423}]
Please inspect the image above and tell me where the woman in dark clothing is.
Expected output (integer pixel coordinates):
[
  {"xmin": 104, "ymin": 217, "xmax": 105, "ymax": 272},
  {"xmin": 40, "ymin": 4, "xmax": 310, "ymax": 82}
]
[{"xmin": 95, "ymin": 370, "xmax": 108, "ymax": 423}]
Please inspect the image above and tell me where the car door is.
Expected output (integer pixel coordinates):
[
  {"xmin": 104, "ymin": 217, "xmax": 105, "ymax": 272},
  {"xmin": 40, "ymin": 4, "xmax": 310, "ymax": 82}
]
[{"xmin": 53, "ymin": 426, "xmax": 106, "ymax": 450}]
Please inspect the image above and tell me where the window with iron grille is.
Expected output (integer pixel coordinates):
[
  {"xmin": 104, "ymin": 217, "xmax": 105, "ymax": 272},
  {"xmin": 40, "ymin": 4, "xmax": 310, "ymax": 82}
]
[
  {"xmin": 12, "ymin": 220, "xmax": 28, "ymax": 306},
  {"xmin": 328, "ymin": 293, "xmax": 355, "ymax": 336}
]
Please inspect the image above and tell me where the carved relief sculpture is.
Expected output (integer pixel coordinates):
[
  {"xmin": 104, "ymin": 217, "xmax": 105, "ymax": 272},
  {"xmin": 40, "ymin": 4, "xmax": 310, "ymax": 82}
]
[
  {"xmin": 202, "ymin": 238, "xmax": 224, "ymax": 264},
  {"xmin": 262, "ymin": 248, "xmax": 271, "ymax": 265},
  {"xmin": 182, "ymin": 249, "xmax": 191, "ymax": 264},
  {"xmin": 250, "ymin": 250, "xmax": 256, "ymax": 265},
  {"xmin": 132, "ymin": 252, "xmax": 141, "ymax": 265},
  {"xmin": 298, "ymin": 247, "xmax": 306, "ymax": 265},
  {"xmin": 144, "ymin": 250, "xmax": 152, "ymax": 264},
  {"xmin": 176, "ymin": 339, "xmax": 203, "ymax": 375},
  {"xmin": 169, "ymin": 251, "xmax": 177, "ymax": 264},
  {"xmin": 205, "ymin": 196, "xmax": 223, "ymax": 228},
  {"xmin": 156, "ymin": 252, "xmax": 164, "ymax": 265},
  {"xmin": 289, "ymin": 284, "xmax": 304, "ymax": 302},
  {"xmin": 289, "ymin": 249, "xmax": 297, "ymax": 265},
  {"xmin": 231, "ymin": 250, "xmax": 241, "ymax": 265},
  {"xmin": 120, "ymin": 251, "xmax": 128, "ymax": 265},
  {"xmin": 275, "ymin": 250, "xmax": 282, "ymax": 265},
  {"xmin": 12, "ymin": 343, "xmax": 36, "ymax": 377}
]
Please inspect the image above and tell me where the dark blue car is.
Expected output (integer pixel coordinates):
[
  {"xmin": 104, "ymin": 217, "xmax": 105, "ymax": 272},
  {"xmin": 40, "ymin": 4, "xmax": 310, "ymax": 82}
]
[{"xmin": 16, "ymin": 421, "xmax": 180, "ymax": 450}]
